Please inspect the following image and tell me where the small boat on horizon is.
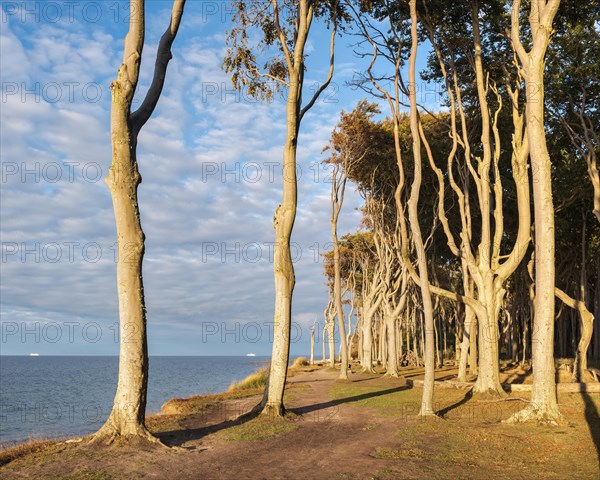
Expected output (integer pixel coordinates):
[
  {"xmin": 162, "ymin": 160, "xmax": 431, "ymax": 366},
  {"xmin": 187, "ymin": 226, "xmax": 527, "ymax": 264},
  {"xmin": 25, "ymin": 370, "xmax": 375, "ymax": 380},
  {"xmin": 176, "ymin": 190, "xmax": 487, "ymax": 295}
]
[
  {"xmin": 29, "ymin": 353, "xmax": 39, "ymax": 356},
  {"xmin": 246, "ymin": 353, "xmax": 256, "ymax": 357}
]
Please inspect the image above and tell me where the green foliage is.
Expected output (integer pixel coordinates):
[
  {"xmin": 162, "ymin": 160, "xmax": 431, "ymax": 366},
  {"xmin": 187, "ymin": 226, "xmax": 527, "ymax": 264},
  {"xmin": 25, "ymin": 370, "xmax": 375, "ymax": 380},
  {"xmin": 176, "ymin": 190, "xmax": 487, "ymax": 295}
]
[{"xmin": 223, "ymin": 0, "xmax": 347, "ymax": 101}]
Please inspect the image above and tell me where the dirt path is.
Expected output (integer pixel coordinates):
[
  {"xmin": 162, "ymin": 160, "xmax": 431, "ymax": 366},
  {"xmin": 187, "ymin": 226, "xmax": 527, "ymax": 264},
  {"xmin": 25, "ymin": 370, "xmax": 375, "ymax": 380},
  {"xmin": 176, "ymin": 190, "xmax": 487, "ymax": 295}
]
[{"xmin": 1, "ymin": 366, "xmax": 599, "ymax": 480}]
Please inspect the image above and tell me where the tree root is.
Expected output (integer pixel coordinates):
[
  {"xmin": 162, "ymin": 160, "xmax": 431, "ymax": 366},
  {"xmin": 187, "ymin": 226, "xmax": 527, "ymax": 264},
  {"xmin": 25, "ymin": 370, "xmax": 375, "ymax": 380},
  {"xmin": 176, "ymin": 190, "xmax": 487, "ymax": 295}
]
[
  {"xmin": 472, "ymin": 384, "xmax": 508, "ymax": 400},
  {"xmin": 87, "ymin": 422, "xmax": 171, "ymax": 449},
  {"xmin": 261, "ymin": 403, "xmax": 286, "ymax": 418},
  {"xmin": 504, "ymin": 403, "xmax": 562, "ymax": 425},
  {"xmin": 234, "ymin": 402, "xmax": 263, "ymax": 422},
  {"xmin": 475, "ymin": 396, "xmax": 529, "ymax": 403}
]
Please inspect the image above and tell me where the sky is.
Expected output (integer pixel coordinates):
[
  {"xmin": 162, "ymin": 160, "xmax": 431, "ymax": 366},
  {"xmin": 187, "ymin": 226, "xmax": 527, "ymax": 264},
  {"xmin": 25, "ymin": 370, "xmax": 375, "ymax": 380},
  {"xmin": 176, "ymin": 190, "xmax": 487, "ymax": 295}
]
[{"xmin": 0, "ymin": 0, "xmax": 439, "ymax": 356}]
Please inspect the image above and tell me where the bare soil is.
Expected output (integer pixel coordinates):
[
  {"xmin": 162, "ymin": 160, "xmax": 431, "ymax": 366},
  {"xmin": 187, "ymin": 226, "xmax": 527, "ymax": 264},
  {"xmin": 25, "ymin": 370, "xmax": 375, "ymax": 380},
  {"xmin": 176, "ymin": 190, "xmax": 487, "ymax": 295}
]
[{"xmin": 1, "ymin": 364, "xmax": 599, "ymax": 480}]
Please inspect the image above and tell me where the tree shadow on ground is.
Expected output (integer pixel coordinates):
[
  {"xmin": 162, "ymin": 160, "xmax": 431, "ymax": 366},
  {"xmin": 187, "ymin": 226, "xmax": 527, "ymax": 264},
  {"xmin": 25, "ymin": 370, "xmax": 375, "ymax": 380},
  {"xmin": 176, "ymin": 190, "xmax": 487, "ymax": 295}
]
[
  {"xmin": 157, "ymin": 385, "xmax": 412, "ymax": 447},
  {"xmin": 503, "ymin": 373, "xmax": 527, "ymax": 384},
  {"xmin": 156, "ymin": 404, "xmax": 258, "ymax": 448},
  {"xmin": 349, "ymin": 376, "xmax": 384, "ymax": 383},
  {"xmin": 291, "ymin": 385, "xmax": 412, "ymax": 415},
  {"xmin": 436, "ymin": 389, "xmax": 474, "ymax": 417},
  {"xmin": 582, "ymin": 390, "xmax": 600, "ymax": 467}
]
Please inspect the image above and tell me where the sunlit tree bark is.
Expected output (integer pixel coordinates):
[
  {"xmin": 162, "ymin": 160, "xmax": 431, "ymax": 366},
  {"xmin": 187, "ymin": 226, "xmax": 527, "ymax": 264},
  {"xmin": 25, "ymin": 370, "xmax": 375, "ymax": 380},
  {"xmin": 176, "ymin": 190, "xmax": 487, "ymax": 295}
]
[
  {"xmin": 509, "ymin": 0, "xmax": 562, "ymax": 423},
  {"xmin": 91, "ymin": 0, "xmax": 186, "ymax": 444},
  {"xmin": 225, "ymin": 0, "xmax": 340, "ymax": 416}
]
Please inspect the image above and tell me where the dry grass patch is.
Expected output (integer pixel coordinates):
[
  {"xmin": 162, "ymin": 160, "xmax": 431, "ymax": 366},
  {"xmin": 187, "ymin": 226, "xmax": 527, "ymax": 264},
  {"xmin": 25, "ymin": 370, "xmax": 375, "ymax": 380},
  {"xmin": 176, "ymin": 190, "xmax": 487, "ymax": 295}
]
[
  {"xmin": 228, "ymin": 367, "xmax": 269, "ymax": 392},
  {"xmin": 0, "ymin": 439, "xmax": 60, "ymax": 467},
  {"xmin": 292, "ymin": 356, "xmax": 310, "ymax": 368},
  {"xmin": 161, "ymin": 388, "xmax": 262, "ymax": 415}
]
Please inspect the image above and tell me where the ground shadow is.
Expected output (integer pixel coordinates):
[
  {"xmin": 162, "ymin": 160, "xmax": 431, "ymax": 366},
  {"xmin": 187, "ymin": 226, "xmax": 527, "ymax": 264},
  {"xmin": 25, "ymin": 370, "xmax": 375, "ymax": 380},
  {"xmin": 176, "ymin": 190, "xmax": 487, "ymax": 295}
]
[
  {"xmin": 157, "ymin": 402, "xmax": 258, "ymax": 448},
  {"xmin": 349, "ymin": 376, "xmax": 384, "ymax": 383},
  {"xmin": 581, "ymin": 390, "xmax": 600, "ymax": 467},
  {"xmin": 158, "ymin": 384, "xmax": 412, "ymax": 447},
  {"xmin": 291, "ymin": 385, "xmax": 412, "ymax": 415},
  {"xmin": 503, "ymin": 373, "xmax": 527, "ymax": 384},
  {"xmin": 402, "ymin": 367, "xmax": 455, "ymax": 379},
  {"xmin": 436, "ymin": 389, "xmax": 474, "ymax": 417}
]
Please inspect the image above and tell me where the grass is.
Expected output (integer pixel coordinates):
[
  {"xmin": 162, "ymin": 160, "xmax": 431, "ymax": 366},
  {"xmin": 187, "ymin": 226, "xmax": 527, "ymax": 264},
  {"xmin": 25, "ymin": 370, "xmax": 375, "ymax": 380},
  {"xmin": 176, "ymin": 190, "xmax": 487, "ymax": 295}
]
[
  {"xmin": 292, "ymin": 356, "xmax": 310, "ymax": 368},
  {"xmin": 228, "ymin": 366, "xmax": 269, "ymax": 392},
  {"xmin": 161, "ymin": 387, "xmax": 263, "ymax": 415},
  {"xmin": 329, "ymin": 382, "xmax": 423, "ymax": 416},
  {"xmin": 217, "ymin": 414, "xmax": 298, "ymax": 442},
  {"xmin": 0, "ymin": 439, "xmax": 60, "ymax": 467}
]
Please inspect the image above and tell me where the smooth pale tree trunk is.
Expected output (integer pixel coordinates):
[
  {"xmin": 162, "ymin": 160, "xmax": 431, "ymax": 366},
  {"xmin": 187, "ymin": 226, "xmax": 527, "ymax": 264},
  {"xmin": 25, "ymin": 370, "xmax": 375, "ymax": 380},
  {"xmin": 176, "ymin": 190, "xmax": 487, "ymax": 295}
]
[
  {"xmin": 322, "ymin": 325, "xmax": 328, "ymax": 362},
  {"xmin": 406, "ymin": 0, "xmax": 436, "ymax": 416},
  {"xmin": 91, "ymin": 0, "xmax": 185, "ymax": 444},
  {"xmin": 331, "ymin": 167, "xmax": 349, "ymax": 379},
  {"xmin": 263, "ymin": 115, "xmax": 297, "ymax": 417},
  {"xmin": 310, "ymin": 323, "xmax": 315, "ymax": 364},
  {"xmin": 434, "ymin": 308, "xmax": 441, "ymax": 368},
  {"xmin": 555, "ymin": 288, "xmax": 594, "ymax": 381},
  {"xmin": 385, "ymin": 309, "xmax": 399, "ymax": 377},
  {"xmin": 469, "ymin": 2, "xmax": 505, "ymax": 397},
  {"xmin": 261, "ymin": 0, "xmax": 337, "ymax": 417},
  {"xmin": 379, "ymin": 318, "xmax": 387, "ymax": 370},
  {"xmin": 362, "ymin": 305, "xmax": 375, "ymax": 373},
  {"xmin": 328, "ymin": 312, "xmax": 336, "ymax": 368},
  {"xmin": 458, "ymin": 292, "xmax": 475, "ymax": 380},
  {"xmin": 509, "ymin": 0, "xmax": 561, "ymax": 423},
  {"xmin": 420, "ymin": 2, "xmax": 531, "ymax": 396},
  {"xmin": 554, "ymin": 216, "xmax": 595, "ymax": 380},
  {"xmin": 377, "ymin": 315, "xmax": 384, "ymax": 366}
]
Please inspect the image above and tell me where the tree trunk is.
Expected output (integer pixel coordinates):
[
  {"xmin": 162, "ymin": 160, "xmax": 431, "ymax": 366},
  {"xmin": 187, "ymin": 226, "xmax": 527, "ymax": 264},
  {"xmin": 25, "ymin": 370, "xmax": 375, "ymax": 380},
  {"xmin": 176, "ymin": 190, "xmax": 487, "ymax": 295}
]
[
  {"xmin": 385, "ymin": 311, "xmax": 399, "ymax": 377},
  {"xmin": 509, "ymin": 0, "xmax": 561, "ymax": 422},
  {"xmin": 310, "ymin": 325, "xmax": 315, "ymax": 365},
  {"xmin": 97, "ymin": 109, "xmax": 151, "ymax": 441},
  {"xmin": 362, "ymin": 302, "xmax": 375, "ymax": 373},
  {"xmin": 331, "ymin": 168, "xmax": 349, "ymax": 379},
  {"xmin": 407, "ymin": 0, "xmax": 436, "ymax": 416},
  {"xmin": 263, "ymin": 133, "xmax": 297, "ymax": 417},
  {"xmin": 92, "ymin": 0, "xmax": 185, "ymax": 443},
  {"xmin": 322, "ymin": 325, "xmax": 327, "ymax": 363},
  {"xmin": 328, "ymin": 313, "xmax": 336, "ymax": 368}
]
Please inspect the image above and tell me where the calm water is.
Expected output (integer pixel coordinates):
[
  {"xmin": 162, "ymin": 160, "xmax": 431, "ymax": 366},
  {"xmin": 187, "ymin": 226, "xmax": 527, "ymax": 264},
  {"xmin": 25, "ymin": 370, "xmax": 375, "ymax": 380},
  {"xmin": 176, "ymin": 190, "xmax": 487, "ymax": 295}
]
[{"xmin": 0, "ymin": 356, "xmax": 268, "ymax": 445}]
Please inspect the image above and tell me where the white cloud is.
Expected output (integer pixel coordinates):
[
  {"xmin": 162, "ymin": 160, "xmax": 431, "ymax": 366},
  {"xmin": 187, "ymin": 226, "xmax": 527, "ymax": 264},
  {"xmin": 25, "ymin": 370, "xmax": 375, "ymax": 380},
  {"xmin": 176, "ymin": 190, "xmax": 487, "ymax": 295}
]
[{"xmin": 1, "ymin": 2, "xmax": 369, "ymax": 357}]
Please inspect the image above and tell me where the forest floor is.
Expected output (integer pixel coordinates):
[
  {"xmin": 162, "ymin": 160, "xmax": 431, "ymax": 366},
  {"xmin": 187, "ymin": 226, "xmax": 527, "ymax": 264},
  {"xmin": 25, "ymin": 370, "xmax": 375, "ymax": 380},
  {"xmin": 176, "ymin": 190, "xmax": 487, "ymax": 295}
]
[{"xmin": 1, "ymin": 363, "xmax": 599, "ymax": 480}]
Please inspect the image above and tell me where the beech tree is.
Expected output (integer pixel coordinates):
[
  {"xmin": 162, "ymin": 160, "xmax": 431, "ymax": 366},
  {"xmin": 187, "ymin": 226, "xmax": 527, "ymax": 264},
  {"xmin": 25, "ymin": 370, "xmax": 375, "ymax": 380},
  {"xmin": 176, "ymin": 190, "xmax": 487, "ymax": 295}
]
[
  {"xmin": 92, "ymin": 0, "xmax": 186, "ymax": 443},
  {"xmin": 509, "ymin": 0, "xmax": 562, "ymax": 422},
  {"xmin": 224, "ymin": 0, "xmax": 344, "ymax": 416},
  {"xmin": 346, "ymin": 0, "xmax": 440, "ymax": 414},
  {"xmin": 330, "ymin": 163, "xmax": 350, "ymax": 377}
]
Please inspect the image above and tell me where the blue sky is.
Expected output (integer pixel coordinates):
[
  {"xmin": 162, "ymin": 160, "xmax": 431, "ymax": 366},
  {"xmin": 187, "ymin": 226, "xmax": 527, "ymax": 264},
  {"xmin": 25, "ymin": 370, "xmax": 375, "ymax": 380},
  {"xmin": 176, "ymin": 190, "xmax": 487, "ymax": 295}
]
[{"xmin": 0, "ymin": 0, "xmax": 438, "ymax": 356}]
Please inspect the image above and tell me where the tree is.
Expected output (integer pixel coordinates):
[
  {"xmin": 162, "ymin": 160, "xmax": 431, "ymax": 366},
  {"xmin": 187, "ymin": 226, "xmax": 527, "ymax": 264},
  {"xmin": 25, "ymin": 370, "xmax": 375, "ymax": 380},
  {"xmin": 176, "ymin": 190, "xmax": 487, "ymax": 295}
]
[
  {"xmin": 91, "ymin": 0, "xmax": 186, "ymax": 443},
  {"xmin": 347, "ymin": 0, "xmax": 439, "ymax": 415},
  {"xmin": 330, "ymin": 163, "xmax": 350, "ymax": 378},
  {"xmin": 224, "ymin": 0, "xmax": 343, "ymax": 417},
  {"xmin": 325, "ymin": 105, "xmax": 382, "ymax": 378},
  {"xmin": 509, "ymin": 0, "xmax": 562, "ymax": 423},
  {"xmin": 405, "ymin": 0, "xmax": 437, "ymax": 415},
  {"xmin": 415, "ymin": 0, "xmax": 533, "ymax": 396}
]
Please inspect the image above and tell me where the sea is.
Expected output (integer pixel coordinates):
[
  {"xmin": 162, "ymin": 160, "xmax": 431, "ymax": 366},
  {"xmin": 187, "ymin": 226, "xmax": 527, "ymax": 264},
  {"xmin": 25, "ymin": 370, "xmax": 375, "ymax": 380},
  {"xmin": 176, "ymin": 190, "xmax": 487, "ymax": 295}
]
[{"xmin": 0, "ymin": 355, "xmax": 269, "ymax": 445}]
